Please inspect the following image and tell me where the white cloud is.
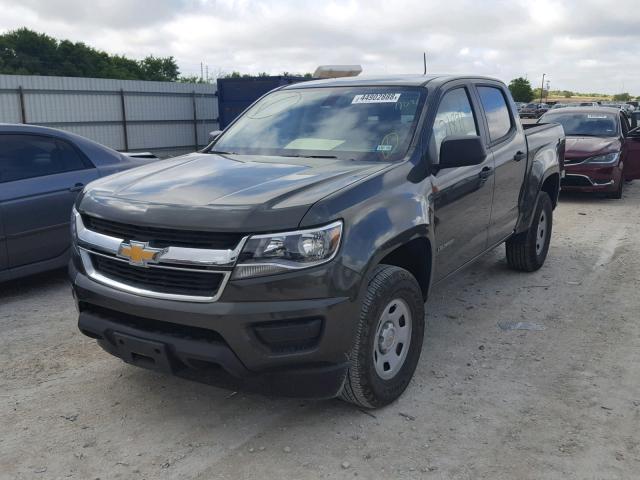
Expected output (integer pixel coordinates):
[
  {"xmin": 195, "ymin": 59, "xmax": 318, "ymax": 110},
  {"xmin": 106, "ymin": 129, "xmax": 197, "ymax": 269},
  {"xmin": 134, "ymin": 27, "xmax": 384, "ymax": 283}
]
[{"xmin": 0, "ymin": 0, "xmax": 638, "ymax": 94}]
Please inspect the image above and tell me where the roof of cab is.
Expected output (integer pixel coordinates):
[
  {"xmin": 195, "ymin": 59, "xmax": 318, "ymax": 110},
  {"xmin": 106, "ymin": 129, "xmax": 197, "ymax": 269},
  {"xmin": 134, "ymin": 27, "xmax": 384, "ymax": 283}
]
[{"xmin": 281, "ymin": 74, "xmax": 504, "ymax": 89}]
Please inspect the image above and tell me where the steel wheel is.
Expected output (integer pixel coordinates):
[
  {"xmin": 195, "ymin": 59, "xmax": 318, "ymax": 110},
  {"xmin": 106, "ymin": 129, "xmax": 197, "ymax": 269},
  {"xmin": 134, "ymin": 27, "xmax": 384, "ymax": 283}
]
[
  {"xmin": 340, "ymin": 265, "xmax": 425, "ymax": 408},
  {"xmin": 506, "ymin": 191, "xmax": 553, "ymax": 272},
  {"xmin": 535, "ymin": 210, "xmax": 547, "ymax": 256},
  {"xmin": 373, "ymin": 298, "xmax": 412, "ymax": 380}
]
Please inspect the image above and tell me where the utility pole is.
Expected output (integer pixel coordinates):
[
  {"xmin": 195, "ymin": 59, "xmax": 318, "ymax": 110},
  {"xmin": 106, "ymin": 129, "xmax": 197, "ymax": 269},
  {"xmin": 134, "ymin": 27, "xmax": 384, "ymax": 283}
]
[
  {"xmin": 540, "ymin": 73, "xmax": 546, "ymax": 105},
  {"xmin": 423, "ymin": 52, "xmax": 427, "ymax": 75},
  {"xmin": 545, "ymin": 80, "xmax": 550, "ymax": 103},
  {"xmin": 200, "ymin": 62, "xmax": 204, "ymax": 82}
]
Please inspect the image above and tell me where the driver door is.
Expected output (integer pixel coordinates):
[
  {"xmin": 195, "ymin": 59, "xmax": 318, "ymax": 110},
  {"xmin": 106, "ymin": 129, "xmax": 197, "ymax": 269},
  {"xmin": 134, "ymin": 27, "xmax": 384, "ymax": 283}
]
[
  {"xmin": 623, "ymin": 137, "xmax": 640, "ymax": 180},
  {"xmin": 622, "ymin": 113, "xmax": 640, "ymax": 180},
  {"xmin": 430, "ymin": 84, "xmax": 494, "ymax": 281}
]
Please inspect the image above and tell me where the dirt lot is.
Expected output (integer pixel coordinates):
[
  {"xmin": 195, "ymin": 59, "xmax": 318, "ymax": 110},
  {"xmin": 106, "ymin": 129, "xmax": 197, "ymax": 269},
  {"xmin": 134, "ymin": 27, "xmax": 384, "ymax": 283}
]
[{"xmin": 2, "ymin": 184, "xmax": 640, "ymax": 480}]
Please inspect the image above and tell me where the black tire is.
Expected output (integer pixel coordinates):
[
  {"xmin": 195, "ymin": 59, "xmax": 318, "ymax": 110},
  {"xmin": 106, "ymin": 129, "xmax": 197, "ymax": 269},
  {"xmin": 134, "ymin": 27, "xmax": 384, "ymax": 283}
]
[
  {"xmin": 340, "ymin": 264, "xmax": 425, "ymax": 408},
  {"xmin": 608, "ymin": 177, "xmax": 623, "ymax": 199},
  {"xmin": 506, "ymin": 191, "xmax": 553, "ymax": 272}
]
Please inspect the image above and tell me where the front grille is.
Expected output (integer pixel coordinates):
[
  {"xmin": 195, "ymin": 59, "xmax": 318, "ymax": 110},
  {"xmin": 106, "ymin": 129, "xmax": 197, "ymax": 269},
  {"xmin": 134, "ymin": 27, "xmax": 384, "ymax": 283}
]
[
  {"xmin": 82, "ymin": 215, "xmax": 243, "ymax": 249},
  {"xmin": 562, "ymin": 175, "xmax": 592, "ymax": 187},
  {"xmin": 91, "ymin": 254, "xmax": 224, "ymax": 297},
  {"xmin": 81, "ymin": 304, "xmax": 226, "ymax": 343}
]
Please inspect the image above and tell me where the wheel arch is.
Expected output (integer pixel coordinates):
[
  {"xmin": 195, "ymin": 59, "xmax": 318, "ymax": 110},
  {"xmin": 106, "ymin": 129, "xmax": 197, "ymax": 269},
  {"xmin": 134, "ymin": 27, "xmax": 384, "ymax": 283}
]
[
  {"xmin": 363, "ymin": 229, "xmax": 434, "ymax": 301},
  {"xmin": 541, "ymin": 172, "xmax": 560, "ymax": 209},
  {"xmin": 516, "ymin": 163, "xmax": 561, "ymax": 234}
]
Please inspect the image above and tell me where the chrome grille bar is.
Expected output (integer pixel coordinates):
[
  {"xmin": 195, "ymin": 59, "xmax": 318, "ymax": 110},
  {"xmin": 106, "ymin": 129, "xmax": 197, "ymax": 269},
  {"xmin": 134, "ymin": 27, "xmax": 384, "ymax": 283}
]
[
  {"xmin": 73, "ymin": 210, "xmax": 246, "ymax": 302},
  {"xmin": 75, "ymin": 210, "xmax": 247, "ymax": 268}
]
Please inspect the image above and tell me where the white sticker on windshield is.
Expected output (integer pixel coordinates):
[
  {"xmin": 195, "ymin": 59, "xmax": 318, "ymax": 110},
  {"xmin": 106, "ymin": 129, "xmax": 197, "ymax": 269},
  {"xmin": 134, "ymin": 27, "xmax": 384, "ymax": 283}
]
[
  {"xmin": 352, "ymin": 93, "xmax": 401, "ymax": 104},
  {"xmin": 587, "ymin": 114, "xmax": 608, "ymax": 119},
  {"xmin": 376, "ymin": 144, "xmax": 394, "ymax": 151}
]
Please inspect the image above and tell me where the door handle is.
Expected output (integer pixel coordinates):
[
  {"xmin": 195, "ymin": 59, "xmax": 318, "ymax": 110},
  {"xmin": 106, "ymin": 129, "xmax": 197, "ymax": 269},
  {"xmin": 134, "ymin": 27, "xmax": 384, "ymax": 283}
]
[
  {"xmin": 69, "ymin": 183, "xmax": 84, "ymax": 192},
  {"xmin": 479, "ymin": 167, "xmax": 493, "ymax": 179},
  {"xmin": 514, "ymin": 151, "xmax": 526, "ymax": 162}
]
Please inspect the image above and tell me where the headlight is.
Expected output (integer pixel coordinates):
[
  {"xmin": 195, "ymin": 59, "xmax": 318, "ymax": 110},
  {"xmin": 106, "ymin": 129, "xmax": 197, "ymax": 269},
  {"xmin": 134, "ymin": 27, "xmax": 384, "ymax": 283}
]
[
  {"xmin": 232, "ymin": 221, "xmax": 343, "ymax": 279},
  {"xmin": 585, "ymin": 152, "xmax": 620, "ymax": 164},
  {"xmin": 70, "ymin": 206, "xmax": 79, "ymax": 238},
  {"xmin": 70, "ymin": 206, "xmax": 80, "ymax": 252}
]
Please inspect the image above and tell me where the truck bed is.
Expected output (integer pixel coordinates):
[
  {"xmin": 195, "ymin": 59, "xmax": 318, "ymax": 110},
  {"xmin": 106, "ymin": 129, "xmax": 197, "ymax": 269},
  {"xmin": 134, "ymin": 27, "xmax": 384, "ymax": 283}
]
[
  {"xmin": 522, "ymin": 122, "xmax": 560, "ymax": 135},
  {"xmin": 523, "ymin": 122, "xmax": 565, "ymax": 174}
]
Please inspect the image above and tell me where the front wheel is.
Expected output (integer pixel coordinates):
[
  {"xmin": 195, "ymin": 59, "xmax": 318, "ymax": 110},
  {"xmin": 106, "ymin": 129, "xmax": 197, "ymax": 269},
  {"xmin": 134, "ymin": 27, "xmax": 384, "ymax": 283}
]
[
  {"xmin": 506, "ymin": 191, "xmax": 553, "ymax": 272},
  {"xmin": 608, "ymin": 176, "xmax": 624, "ymax": 199},
  {"xmin": 340, "ymin": 265, "xmax": 425, "ymax": 408}
]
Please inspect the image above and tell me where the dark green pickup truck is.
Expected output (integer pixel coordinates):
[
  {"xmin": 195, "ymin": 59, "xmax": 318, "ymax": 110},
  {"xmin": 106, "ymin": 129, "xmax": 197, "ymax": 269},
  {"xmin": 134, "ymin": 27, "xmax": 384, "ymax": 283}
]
[{"xmin": 69, "ymin": 74, "xmax": 565, "ymax": 407}]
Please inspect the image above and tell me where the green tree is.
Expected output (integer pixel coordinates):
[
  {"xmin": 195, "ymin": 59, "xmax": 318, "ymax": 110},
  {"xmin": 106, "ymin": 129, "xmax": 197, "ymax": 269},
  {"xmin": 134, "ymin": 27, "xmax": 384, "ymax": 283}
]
[
  {"xmin": 223, "ymin": 71, "xmax": 243, "ymax": 78},
  {"xmin": 562, "ymin": 90, "xmax": 573, "ymax": 98},
  {"xmin": 0, "ymin": 27, "xmax": 179, "ymax": 81},
  {"xmin": 508, "ymin": 77, "xmax": 534, "ymax": 102},
  {"xmin": 612, "ymin": 92, "xmax": 631, "ymax": 102},
  {"xmin": 532, "ymin": 88, "xmax": 548, "ymax": 101},
  {"xmin": 177, "ymin": 75, "xmax": 212, "ymax": 84},
  {"xmin": 139, "ymin": 55, "xmax": 179, "ymax": 81}
]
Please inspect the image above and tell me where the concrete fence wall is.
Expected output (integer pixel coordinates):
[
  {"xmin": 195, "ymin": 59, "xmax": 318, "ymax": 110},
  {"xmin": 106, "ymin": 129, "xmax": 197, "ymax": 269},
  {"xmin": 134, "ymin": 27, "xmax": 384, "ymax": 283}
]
[{"xmin": 0, "ymin": 74, "xmax": 218, "ymax": 158}]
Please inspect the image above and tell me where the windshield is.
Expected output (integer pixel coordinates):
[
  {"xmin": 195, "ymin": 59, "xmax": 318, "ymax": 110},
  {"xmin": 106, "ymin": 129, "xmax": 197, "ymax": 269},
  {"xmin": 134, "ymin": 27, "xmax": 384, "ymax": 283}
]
[
  {"xmin": 210, "ymin": 86, "xmax": 426, "ymax": 161},
  {"xmin": 541, "ymin": 112, "xmax": 618, "ymax": 137}
]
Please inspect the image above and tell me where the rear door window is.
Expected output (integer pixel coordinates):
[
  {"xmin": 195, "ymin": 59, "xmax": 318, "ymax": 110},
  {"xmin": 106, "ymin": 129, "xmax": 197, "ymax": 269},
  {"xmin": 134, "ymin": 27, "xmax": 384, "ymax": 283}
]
[
  {"xmin": 0, "ymin": 134, "xmax": 87, "ymax": 183},
  {"xmin": 477, "ymin": 86, "xmax": 513, "ymax": 142}
]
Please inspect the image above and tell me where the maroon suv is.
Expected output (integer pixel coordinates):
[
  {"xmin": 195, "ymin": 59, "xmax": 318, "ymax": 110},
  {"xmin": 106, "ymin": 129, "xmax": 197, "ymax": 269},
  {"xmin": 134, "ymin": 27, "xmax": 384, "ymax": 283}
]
[{"xmin": 538, "ymin": 107, "xmax": 640, "ymax": 198}]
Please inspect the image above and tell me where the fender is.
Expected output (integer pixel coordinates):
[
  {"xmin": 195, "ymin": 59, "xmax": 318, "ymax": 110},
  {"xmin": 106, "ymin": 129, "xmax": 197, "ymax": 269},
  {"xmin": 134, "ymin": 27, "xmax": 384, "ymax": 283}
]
[
  {"xmin": 300, "ymin": 158, "xmax": 436, "ymax": 300},
  {"xmin": 515, "ymin": 137, "xmax": 564, "ymax": 233}
]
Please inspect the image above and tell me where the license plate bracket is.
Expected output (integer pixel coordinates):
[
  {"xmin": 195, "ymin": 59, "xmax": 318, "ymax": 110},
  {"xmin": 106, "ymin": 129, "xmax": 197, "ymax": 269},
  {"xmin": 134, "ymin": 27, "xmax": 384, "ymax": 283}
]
[{"xmin": 112, "ymin": 332, "xmax": 174, "ymax": 373}]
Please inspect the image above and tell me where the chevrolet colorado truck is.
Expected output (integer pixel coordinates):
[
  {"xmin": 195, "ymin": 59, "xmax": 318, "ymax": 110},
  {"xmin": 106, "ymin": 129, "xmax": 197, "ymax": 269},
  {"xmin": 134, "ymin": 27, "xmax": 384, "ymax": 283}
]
[{"xmin": 69, "ymin": 74, "xmax": 565, "ymax": 408}]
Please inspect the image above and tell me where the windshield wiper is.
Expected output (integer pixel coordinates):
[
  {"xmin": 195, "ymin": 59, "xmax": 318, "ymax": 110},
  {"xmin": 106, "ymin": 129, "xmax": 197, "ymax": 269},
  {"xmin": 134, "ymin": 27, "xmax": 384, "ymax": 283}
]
[
  {"xmin": 281, "ymin": 154, "xmax": 339, "ymax": 159},
  {"xmin": 207, "ymin": 150, "xmax": 238, "ymax": 155}
]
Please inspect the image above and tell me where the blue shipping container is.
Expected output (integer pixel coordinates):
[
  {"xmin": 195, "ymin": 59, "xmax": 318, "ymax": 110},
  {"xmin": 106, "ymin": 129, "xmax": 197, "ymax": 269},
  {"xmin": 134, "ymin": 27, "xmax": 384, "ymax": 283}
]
[{"xmin": 216, "ymin": 76, "xmax": 310, "ymax": 129}]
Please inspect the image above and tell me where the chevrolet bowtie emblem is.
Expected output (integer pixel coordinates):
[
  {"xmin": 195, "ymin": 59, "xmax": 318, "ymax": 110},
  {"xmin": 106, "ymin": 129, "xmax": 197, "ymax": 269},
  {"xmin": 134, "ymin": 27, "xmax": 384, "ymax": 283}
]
[{"xmin": 117, "ymin": 241, "xmax": 164, "ymax": 267}]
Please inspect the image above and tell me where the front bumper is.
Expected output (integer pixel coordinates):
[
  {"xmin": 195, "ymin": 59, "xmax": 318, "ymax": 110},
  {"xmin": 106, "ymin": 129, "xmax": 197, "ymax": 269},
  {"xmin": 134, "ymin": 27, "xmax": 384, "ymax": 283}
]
[
  {"xmin": 70, "ymin": 257, "xmax": 361, "ymax": 399},
  {"xmin": 561, "ymin": 163, "xmax": 622, "ymax": 192}
]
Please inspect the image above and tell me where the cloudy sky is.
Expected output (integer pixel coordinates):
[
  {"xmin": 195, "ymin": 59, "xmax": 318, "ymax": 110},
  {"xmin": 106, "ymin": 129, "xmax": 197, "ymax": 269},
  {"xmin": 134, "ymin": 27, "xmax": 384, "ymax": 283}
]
[{"xmin": 0, "ymin": 0, "xmax": 637, "ymax": 94}]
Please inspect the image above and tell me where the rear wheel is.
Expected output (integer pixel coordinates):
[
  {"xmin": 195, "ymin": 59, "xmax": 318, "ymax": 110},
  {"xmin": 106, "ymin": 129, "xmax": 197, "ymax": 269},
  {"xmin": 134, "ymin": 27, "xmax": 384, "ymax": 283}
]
[
  {"xmin": 340, "ymin": 265, "xmax": 425, "ymax": 408},
  {"xmin": 506, "ymin": 191, "xmax": 553, "ymax": 272}
]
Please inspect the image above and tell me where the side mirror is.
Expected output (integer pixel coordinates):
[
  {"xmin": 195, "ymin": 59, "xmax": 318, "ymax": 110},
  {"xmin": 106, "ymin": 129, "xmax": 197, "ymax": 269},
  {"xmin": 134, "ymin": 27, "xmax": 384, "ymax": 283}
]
[
  {"xmin": 439, "ymin": 136, "xmax": 487, "ymax": 169},
  {"xmin": 208, "ymin": 130, "xmax": 223, "ymax": 143}
]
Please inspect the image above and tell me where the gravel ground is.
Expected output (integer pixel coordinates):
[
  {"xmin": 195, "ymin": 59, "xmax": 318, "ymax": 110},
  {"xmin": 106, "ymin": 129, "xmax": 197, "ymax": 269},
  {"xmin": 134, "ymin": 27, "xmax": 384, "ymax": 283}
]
[{"xmin": 2, "ymin": 183, "xmax": 640, "ymax": 480}]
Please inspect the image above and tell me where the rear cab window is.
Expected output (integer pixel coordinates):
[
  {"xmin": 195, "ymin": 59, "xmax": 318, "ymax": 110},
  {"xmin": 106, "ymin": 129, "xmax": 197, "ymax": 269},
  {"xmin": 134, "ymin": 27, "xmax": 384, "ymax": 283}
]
[{"xmin": 477, "ymin": 86, "xmax": 514, "ymax": 142}]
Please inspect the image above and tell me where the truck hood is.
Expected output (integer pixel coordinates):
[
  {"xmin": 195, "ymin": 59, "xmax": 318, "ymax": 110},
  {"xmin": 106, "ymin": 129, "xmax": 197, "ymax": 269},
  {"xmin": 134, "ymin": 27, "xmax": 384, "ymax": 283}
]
[
  {"xmin": 565, "ymin": 136, "xmax": 620, "ymax": 160},
  {"xmin": 80, "ymin": 152, "xmax": 388, "ymax": 232}
]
